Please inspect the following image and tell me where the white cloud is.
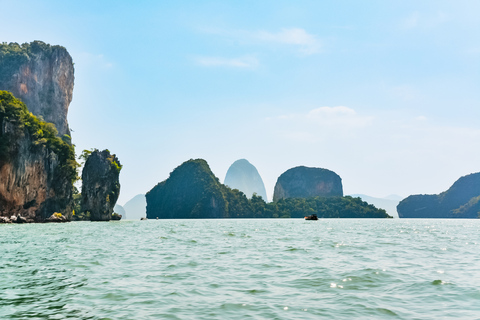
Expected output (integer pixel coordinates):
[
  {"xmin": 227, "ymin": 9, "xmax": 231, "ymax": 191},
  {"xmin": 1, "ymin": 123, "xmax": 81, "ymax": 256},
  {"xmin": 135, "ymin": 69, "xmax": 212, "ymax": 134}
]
[
  {"xmin": 194, "ymin": 55, "xmax": 259, "ymax": 68},
  {"xmin": 255, "ymin": 28, "xmax": 321, "ymax": 55}
]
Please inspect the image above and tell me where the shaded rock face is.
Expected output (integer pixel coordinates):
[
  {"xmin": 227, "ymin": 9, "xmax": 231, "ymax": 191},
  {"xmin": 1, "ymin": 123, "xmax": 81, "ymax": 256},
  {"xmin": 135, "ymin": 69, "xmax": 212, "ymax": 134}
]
[
  {"xmin": 273, "ymin": 166, "xmax": 343, "ymax": 202},
  {"xmin": 146, "ymin": 159, "xmax": 227, "ymax": 219},
  {"xmin": 224, "ymin": 159, "xmax": 268, "ymax": 201},
  {"xmin": 81, "ymin": 150, "xmax": 121, "ymax": 221},
  {"xmin": 0, "ymin": 92, "xmax": 74, "ymax": 221},
  {"xmin": 397, "ymin": 172, "xmax": 480, "ymax": 218},
  {"xmin": 0, "ymin": 41, "xmax": 74, "ymax": 136}
]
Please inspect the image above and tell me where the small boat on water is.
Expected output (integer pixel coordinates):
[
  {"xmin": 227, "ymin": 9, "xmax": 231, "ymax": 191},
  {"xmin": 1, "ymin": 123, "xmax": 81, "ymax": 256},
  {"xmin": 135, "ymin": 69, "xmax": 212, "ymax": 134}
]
[{"xmin": 304, "ymin": 214, "xmax": 318, "ymax": 220}]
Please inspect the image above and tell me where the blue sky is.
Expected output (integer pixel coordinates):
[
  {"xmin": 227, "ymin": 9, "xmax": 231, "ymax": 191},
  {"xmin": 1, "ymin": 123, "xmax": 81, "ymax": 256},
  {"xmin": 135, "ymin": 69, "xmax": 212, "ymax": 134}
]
[{"xmin": 1, "ymin": 0, "xmax": 479, "ymax": 204}]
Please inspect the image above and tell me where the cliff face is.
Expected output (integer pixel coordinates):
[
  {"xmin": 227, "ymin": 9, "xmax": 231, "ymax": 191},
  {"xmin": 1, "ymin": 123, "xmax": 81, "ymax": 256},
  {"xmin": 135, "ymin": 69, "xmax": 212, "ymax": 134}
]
[
  {"xmin": 0, "ymin": 41, "xmax": 74, "ymax": 137},
  {"xmin": 273, "ymin": 166, "xmax": 343, "ymax": 202},
  {"xmin": 146, "ymin": 159, "xmax": 228, "ymax": 219},
  {"xmin": 0, "ymin": 91, "xmax": 75, "ymax": 221},
  {"xmin": 397, "ymin": 172, "xmax": 480, "ymax": 218},
  {"xmin": 224, "ymin": 159, "xmax": 268, "ymax": 201},
  {"xmin": 81, "ymin": 150, "xmax": 122, "ymax": 221}
]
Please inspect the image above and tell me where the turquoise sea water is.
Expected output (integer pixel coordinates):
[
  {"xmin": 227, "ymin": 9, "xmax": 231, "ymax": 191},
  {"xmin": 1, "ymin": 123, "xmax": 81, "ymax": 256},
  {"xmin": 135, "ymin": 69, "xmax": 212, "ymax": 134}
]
[{"xmin": 1, "ymin": 219, "xmax": 479, "ymax": 319}]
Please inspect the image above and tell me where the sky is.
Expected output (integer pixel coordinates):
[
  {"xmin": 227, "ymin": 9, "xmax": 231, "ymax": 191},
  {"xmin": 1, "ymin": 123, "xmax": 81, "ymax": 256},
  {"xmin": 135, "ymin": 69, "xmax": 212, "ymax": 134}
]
[{"xmin": 1, "ymin": 0, "xmax": 479, "ymax": 204}]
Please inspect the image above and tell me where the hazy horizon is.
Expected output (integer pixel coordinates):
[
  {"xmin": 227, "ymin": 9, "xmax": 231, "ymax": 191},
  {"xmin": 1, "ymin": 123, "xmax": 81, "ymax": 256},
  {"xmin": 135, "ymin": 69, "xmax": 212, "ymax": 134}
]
[{"xmin": 2, "ymin": 0, "xmax": 479, "ymax": 204}]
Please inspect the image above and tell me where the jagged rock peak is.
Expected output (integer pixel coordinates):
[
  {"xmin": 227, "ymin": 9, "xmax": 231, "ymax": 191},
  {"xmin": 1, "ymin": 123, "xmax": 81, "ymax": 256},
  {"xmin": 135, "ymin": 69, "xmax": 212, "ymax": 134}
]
[
  {"xmin": 81, "ymin": 150, "xmax": 122, "ymax": 221},
  {"xmin": 273, "ymin": 166, "xmax": 343, "ymax": 202},
  {"xmin": 0, "ymin": 41, "xmax": 74, "ymax": 137},
  {"xmin": 224, "ymin": 159, "xmax": 268, "ymax": 201}
]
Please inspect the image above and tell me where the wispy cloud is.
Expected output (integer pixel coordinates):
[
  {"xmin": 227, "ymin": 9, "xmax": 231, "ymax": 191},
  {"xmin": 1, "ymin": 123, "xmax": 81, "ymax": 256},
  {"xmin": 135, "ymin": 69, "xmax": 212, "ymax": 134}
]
[
  {"xmin": 198, "ymin": 27, "xmax": 322, "ymax": 55},
  {"xmin": 194, "ymin": 55, "xmax": 259, "ymax": 69},
  {"xmin": 267, "ymin": 106, "xmax": 373, "ymax": 142},
  {"xmin": 254, "ymin": 28, "xmax": 321, "ymax": 55},
  {"xmin": 401, "ymin": 11, "xmax": 449, "ymax": 30}
]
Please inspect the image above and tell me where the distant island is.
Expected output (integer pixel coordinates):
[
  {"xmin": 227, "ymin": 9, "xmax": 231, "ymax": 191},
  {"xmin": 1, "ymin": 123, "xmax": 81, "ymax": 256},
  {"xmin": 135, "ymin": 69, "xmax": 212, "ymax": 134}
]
[
  {"xmin": 146, "ymin": 159, "xmax": 391, "ymax": 219},
  {"xmin": 397, "ymin": 172, "xmax": 480, "ymax": 218}
]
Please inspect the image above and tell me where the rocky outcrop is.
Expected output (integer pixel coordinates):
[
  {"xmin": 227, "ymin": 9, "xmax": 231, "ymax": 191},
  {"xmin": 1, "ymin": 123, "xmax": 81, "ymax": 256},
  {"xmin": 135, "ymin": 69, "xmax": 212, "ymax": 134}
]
[
  {"xmin": 0, "ymin": 91, "xmax": 75, "ymax": 221},
  {"xmin": 224, "ymin": 159, "xmax": 268, "ymax": 201},
  {"xmin": 81, "ymin": 150, "xmax": 122, "ymax": 221},
  {"xmin": 397, "ymin": 172, "xmax": 480, "ymax": 218},
  {"xmin": 146, "ymin": 159, "xmax": 228, "ymax": 219},
  {"xmin": 0, "ymin": 41, "xmax": 74, "ymax": 137},
  {"xmin": 273, "ymin": 166, "xmax": 343, "ymax": 202}
]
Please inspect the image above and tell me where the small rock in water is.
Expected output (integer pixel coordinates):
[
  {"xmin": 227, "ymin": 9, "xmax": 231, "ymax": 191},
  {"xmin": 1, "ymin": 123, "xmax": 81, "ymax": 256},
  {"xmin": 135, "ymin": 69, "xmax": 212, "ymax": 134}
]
[{"xmin": 45, "ymin": 213, "xmax": 68, "ymax": 223}]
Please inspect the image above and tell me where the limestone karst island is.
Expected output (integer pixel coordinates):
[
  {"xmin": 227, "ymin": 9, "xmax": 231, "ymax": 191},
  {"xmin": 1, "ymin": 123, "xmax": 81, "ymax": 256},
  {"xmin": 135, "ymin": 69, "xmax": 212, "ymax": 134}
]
[{"xmin": 1, "ymin": 41, "xmax": 480, "ymax": 222}]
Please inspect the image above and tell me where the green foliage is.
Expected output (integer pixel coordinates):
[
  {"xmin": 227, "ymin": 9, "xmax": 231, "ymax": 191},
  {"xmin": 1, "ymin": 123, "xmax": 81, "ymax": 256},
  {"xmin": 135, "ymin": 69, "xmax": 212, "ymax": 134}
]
[
  {"xmin": 0, "ymin": 90, "xmax": 79, "ymax": 182},
  {"xmin": 107, "ymin": 153, "xmax": 122, "ymax": 174}
]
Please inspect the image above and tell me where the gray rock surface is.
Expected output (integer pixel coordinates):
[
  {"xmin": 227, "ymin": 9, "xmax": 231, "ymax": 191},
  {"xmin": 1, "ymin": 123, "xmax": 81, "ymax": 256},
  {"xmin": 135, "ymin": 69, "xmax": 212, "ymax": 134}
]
[
  {"xmin": 81, "ymin": 150, "xmax": 121, "ymax": 221},
  {"xmin": 224, "ymin": 159, "xmax": 268, "ymax": 201},
  {"xmin": 0, "ymin": 41, "xmax": 74, "ymax": 136},
  {"xmin": 273, "ymin": 166, "xmax": 343, "ymax": 201}
]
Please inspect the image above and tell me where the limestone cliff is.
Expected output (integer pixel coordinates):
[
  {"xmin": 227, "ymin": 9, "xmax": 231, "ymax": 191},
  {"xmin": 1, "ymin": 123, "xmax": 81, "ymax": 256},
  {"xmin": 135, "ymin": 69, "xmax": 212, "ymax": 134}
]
[
  {"xmin": 81, "ymin": 150, "xmax": 122, "ymax": 221},
  {"xmin": 0, "ymin": 91, "xmax": 76, "ymax": 221},
  {"xmin": 224, "ymin": 159, "xmax": 268, "ymax": 201},
  {"xmin": 0, "ymin": 41, "xmax": 74, "ymax": 136},
  {"xmin": 273, "ymin": 166, "xmax": 343, "ymax": 202},
  {"xmin": 397, "ymin": 172, "xmax": 480, "ymax": 218}
]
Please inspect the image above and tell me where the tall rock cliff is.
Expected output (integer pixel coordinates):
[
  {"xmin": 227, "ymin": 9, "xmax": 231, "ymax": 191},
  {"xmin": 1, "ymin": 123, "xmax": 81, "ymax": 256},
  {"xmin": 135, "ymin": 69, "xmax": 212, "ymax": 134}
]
[
  {"xmin": 0, "ymin": 41, "xmax": 74, "ymax": 137},
  {"xmin": 0, "ymin": 91, "xmax": 76, "ymax": 221},
  {"xmin": 273, "ymin": 166, "xmax": 343, "ymax": 202},
  {"xmin": 146, "ymin": 159, "xmax": 229, "ymax": 219},
  {"xmin": 224, "ymin": 159, "xmax": 268, "ymax": 201},
  {"xmin": 81, "ymin": 150, "xmax": 122, "ymax": 221},
  {"xmin": 397, "ymin": 172, "xmax": 480, "ymax": 218}
]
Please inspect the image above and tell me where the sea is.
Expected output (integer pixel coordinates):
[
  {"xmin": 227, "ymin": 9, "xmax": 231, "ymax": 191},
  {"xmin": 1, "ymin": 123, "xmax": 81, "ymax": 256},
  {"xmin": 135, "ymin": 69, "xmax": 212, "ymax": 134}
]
[{"xmin": 1, "ymin": 219, "xmax": 479, "ymax": 319}]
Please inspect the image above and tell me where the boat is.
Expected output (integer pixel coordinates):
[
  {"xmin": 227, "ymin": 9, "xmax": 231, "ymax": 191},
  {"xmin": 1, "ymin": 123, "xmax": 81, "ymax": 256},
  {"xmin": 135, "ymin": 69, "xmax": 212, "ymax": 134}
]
[{"xmin": 304, "ymin": 214, "xmax": 318, "ymax": 220}]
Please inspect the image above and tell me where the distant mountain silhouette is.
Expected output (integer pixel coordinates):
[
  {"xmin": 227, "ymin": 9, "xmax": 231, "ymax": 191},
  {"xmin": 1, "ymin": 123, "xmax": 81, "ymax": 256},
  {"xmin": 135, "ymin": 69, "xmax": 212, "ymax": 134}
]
[
  {"xmin": 123, "ymin": 194, "xmax": 146, "ymax": 219},
  {"xmin": 350, "ymin": 194, "xmax": 399, "ymax": 218},
  {"xmin": 224, "ymin": 159, "xmax": 268, "ymax": 201}
]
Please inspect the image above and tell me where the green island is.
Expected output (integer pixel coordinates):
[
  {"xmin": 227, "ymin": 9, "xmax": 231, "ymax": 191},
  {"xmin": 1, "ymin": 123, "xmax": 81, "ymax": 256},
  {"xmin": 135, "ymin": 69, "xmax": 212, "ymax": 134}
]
[{"xmin": 146, "ymin": 159, "xmax": 391, "ymax": 219}]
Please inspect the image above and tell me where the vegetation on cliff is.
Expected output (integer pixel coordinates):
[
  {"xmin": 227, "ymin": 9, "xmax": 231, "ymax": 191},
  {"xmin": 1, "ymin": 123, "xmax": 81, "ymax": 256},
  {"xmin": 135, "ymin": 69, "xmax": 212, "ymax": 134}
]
[
  {"xmin": 0, "ymin": 41, "xmax": 67, "ymax": 83},
  {"xmin": 0, "ymin": 90, "xmax": 77, "ymax": 182},
  {"xmin": 146, "ymin": 159, "xmax": 391, "ymax": 219},
  {"xmin": 397, "ymin": 172, "xmax": 480, "ymax": 218}
]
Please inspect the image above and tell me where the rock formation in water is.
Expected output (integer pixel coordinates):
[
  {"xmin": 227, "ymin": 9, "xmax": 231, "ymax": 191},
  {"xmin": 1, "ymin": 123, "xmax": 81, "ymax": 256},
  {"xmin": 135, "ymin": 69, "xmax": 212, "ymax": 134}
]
[
  {"xmin": 81, "ymin": 150, "xmax": 122, "ymax": 221},
  {"xmin": 0, "ymin": 91, "xmax": 77, "ymax": 222},
  {"xmin": 0, "ymin": 41, "xmax": 74, "ymax": 136},
  {"xmin": 273, "ymin": 166, "xmax": 343, "ymax": 202},
  {"xmin": 123, "ymin": 194, "xmax": 146, "ymax": 219},
  {"xmin": 224, "ymin": 159, "xmax": 268, "ymax": 201},
  {"xmin": 397, "ymin": 172, "xmax": 480, "ymax": 218},
  {"xmin": 146, "ymin": 159, "xmax": 228, "ymax": 219}
]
